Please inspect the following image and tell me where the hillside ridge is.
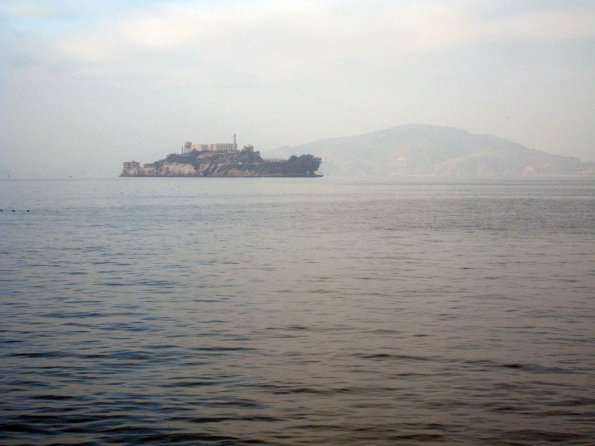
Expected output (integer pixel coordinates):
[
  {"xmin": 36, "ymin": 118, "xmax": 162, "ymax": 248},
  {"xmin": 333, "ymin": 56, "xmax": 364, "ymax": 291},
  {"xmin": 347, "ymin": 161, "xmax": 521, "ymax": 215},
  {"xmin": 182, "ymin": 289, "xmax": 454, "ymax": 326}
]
[{"xmin": 267, "ymin": 124, "xmax": 592, "ymax": 176}]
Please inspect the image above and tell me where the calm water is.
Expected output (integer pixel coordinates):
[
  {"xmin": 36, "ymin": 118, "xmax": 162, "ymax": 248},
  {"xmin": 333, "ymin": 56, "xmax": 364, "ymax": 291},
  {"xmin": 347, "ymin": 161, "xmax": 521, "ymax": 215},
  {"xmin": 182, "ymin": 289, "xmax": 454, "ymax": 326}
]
[{"xmin": 1, "ymin": 177, "xmax": 594, "ymax": 445}]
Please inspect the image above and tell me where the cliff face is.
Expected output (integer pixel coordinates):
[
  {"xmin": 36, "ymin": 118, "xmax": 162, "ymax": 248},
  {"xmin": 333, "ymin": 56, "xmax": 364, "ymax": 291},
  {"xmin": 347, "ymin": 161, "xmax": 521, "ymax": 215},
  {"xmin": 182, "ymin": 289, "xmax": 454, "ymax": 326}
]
[{"xmin": 121, "ymin": 150, "xmax": 321, "ymax": 177}]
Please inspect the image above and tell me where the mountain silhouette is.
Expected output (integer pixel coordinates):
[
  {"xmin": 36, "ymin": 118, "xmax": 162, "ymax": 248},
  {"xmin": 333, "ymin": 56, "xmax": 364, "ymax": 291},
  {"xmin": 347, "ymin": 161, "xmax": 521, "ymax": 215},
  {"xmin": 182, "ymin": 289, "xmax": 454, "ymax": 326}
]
[{"xmin": 267, "ymin": 124, "xmax": 593, "ymax": 176}]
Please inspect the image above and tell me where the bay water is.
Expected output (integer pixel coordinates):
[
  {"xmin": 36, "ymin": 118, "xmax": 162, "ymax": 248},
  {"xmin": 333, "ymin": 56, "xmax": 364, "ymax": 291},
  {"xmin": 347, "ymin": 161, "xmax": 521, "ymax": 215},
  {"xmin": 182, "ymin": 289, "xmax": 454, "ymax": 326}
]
[{"xmin": 1, "ymin": 177, "xmax": 594, "ymax": 445}]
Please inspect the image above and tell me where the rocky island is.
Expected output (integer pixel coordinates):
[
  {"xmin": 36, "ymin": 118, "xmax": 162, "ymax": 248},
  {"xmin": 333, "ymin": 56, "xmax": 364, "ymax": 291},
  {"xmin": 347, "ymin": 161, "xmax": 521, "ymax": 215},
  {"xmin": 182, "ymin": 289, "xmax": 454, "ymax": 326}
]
[{"xmin": 121, "ymin": 139, "xmax": 321, "ymax": 177}]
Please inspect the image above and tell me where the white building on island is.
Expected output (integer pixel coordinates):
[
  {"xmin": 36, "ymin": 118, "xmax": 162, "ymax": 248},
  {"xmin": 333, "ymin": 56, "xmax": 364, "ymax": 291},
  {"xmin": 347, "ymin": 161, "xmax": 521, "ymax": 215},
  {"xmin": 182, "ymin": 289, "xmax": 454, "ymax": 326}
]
[
  {"xmin": 123, "ymin": 161, "xmax": 141, "ymax": 170},
  {"xmin": 184, "ymin": 135, "xmax": 238, "ymax": 153}
]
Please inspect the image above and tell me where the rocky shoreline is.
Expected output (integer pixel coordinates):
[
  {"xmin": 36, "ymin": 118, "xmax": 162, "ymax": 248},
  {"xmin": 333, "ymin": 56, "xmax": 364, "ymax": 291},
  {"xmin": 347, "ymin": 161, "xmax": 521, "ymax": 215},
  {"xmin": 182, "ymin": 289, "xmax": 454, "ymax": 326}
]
[{"xmin": 121, "ymin": 150, "xmax": 322, "ymax": 177}]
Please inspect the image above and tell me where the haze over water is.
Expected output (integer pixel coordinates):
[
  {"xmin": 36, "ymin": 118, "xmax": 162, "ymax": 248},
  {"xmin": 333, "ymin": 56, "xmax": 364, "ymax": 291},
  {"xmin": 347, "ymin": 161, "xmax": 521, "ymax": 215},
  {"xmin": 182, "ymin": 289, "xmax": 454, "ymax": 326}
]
[{"xmin": 1, "ymin": 177, "xmax": 594, "ymax": 445}]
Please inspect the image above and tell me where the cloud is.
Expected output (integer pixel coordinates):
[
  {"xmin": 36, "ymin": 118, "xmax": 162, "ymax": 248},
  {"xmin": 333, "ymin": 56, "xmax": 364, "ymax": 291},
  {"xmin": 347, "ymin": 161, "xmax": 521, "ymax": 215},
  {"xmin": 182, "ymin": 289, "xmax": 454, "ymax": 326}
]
[
  {"xmin": 480, "ymin": 7, "xmax": 595, "ymax": 44},
  {"xmin": 43, "ymin": 1, "xmax": 593, "ymax": 80},
  {"xmin": 0, "ymin": 1, "xmax": 60, "ymax": 19},
  {"xmin": 45, "ymin": 1, "xmax": 476, "ymax": 86},
  {"xmin": 5, "ymin": 1, "xmax": 595, "ymax": 94}
]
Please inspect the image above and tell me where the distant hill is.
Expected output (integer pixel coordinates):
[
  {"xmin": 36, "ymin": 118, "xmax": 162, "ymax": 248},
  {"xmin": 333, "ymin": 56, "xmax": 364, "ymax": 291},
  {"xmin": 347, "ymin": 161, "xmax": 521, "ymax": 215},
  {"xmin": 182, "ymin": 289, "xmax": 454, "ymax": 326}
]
[{"xmin": 266, "ymin": 124, "xmax": 594, "ymax": 177}]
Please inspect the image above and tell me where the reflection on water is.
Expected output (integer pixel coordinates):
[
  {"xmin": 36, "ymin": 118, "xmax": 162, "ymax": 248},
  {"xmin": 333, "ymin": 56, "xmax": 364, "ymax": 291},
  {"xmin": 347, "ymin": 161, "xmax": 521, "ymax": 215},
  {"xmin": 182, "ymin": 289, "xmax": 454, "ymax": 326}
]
[{"xmin": 1, "ymin": 178, "xmax": 594, "ymax": 445}]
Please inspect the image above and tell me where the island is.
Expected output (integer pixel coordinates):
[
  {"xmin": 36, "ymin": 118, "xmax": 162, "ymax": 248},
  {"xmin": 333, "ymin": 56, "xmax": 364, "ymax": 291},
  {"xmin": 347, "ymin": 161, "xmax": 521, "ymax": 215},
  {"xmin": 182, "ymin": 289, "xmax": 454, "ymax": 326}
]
[{"xmin": 121, "ymin": 138, "xmax": 322, "ymax": 178}]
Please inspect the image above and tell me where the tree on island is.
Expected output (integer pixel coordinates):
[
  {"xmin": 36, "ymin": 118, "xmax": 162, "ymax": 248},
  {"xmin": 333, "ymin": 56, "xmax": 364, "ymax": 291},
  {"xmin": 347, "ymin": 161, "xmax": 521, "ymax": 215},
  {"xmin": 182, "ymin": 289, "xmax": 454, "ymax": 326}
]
[{"xmin": 287, "ymin": 155, "xmax": 321, "ymax": 176}]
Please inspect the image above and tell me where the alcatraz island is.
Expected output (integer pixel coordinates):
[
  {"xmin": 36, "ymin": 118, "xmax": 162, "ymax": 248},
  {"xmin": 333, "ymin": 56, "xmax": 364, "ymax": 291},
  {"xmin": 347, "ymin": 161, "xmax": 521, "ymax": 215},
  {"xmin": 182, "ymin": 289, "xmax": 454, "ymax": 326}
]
[{"xmin": 121, "ymin": 135, "xmax": 322, "ymax": 177}]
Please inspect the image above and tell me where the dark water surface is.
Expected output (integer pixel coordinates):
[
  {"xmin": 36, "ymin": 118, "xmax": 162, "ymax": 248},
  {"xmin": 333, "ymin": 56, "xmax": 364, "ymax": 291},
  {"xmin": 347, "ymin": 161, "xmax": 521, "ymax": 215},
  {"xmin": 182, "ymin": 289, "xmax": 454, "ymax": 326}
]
[{"xmin": 1, "ymin": 177, "xmax": 594, "ymax": 445}]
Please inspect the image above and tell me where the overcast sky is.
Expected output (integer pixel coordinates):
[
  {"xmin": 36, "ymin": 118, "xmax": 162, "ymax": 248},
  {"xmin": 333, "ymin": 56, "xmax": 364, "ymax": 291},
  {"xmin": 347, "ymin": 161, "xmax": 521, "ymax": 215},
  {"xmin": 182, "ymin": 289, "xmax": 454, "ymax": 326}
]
[{"xmin": 1, "ymin": 0, "xmax": 594, "ymax": 177}]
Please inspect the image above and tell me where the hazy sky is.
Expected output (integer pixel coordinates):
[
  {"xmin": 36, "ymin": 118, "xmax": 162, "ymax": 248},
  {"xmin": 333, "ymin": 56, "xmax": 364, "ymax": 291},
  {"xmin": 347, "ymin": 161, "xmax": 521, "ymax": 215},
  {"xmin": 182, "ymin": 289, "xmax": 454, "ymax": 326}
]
[{"xmin": 2, "ymin": 0, "xmax": 594, "ymax": 177}]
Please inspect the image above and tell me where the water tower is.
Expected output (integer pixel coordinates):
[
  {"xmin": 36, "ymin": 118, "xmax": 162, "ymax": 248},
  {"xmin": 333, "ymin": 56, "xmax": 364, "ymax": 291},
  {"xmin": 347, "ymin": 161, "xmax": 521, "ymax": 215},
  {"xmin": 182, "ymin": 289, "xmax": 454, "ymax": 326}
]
[{"xmin": 184, "ymin": 141, "xmax": 192, "ymax": 154}]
